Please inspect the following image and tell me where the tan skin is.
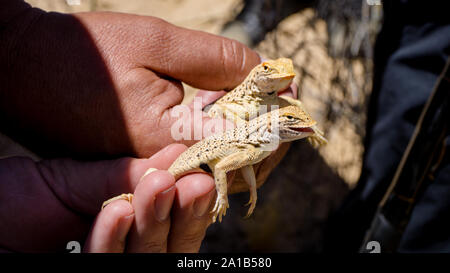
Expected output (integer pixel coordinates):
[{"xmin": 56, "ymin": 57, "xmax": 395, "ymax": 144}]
[{"xmin": 0, "ymin": 1, "xmax": 294, "ymax": 252}]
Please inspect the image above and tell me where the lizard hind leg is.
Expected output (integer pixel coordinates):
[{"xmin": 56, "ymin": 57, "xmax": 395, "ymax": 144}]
[
  {"xmin": 308, "ymin": 125, "xmax": 328, "ymax": 147},
  {"xmin": 240, "ymin": 165, "xmax": 257, "ymax": 218},
  {"xmin": 102, "ymin": 193, "xmax": 133, "ymax": 209},
  {"xmin": 101, "ymin": 168, "xmax": 158, "ymax": 210}
]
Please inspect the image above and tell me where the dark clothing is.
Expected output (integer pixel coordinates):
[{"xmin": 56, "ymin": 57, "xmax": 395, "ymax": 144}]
[{"xmin": 325, "ymin": 0, "xmax": 450, "ymax": 252}]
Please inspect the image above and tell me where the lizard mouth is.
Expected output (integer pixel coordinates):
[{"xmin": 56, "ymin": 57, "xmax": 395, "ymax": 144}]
[
  {"xmin": 289, "ymin": 127, "xmax": 314, "ymax": 133},
  {"xmin": 272, "ymin": 73, "xmax": 295, "ymax": 80},
  {"xmin": 282, "ymin": 74, "xmax": 295, "ymax": 79}
]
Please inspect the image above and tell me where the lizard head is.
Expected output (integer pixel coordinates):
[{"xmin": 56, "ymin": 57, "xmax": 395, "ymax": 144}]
[
  {"xmin": 252, "ymin": 58, "xmax": 296, "ymax": 94},
  {"xmin": 275, "ymin": 105, "xmax": 317, "ymax": 141}
]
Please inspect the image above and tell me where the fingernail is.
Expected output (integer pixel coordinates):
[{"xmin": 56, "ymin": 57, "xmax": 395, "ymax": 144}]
[
  {"xmin": 140, "ymin": 168, "xmax": 158, "ymax": 182},
  {"xmin": 154, "ymin": 186, "xmax": 176, "ymax": 222},
  {"xmin": 193, "ymin": 189, "xmax": 216, "ymax": 218}
]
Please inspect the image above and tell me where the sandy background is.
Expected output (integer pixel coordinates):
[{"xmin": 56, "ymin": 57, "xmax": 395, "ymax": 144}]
[{"xmin": 2, "ymin": 0, "xmax": 379, "ymax": 252}]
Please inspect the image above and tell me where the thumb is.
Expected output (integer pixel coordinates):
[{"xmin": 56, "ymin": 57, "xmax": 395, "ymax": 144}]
[
  {"xmin": 76, "ymin": 12, "xmax": 261, "ymax": 90},
  {"xmin": 129, "ymin": 16, "xmax": 261, "ymax": 91}
]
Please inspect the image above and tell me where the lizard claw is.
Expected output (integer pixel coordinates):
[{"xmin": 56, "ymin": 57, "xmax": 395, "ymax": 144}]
[
  {"xmin": 211, "ymin": 195, "xmax": 229, "ymax": 223},
  {"xmin": 244, "ymin": 195, "xmax": 255, "ymax": 207},
  {"xmin": 102, "ymin": 193, "xmax": 133, "ymax": 210},
  {"xmin": 244, "ymin": 195, "xmax": 257, "ymax": 218}
]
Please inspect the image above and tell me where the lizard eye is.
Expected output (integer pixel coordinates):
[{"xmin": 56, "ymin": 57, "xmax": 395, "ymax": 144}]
[
  {"xmin": 286, "ymin": 115, "xmax": 294, "ymax": 119},
  {"xmin": 263, "ymin": 65, "xmax": 269, "ymax": 70}
]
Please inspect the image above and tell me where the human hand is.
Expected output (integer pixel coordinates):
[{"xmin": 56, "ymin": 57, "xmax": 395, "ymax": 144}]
[
  {"xmin": 0, "ymin": 144, "xmax": 215, "ymax": 252},
  {"xmin": 0, "ymin": 3, "xmax": 260, "ymax": 158}
]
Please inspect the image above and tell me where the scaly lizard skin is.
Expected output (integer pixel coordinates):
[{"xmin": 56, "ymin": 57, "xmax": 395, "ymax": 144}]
[
  {"xmin": 103, "ymin": 105, "xmax": 317, "ymax": 223},
  {"xmin": 206, "ymin": 57, "xmax": 327, "ymax": 147}
]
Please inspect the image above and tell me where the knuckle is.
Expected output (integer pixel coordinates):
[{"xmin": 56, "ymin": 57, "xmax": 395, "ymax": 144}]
[
  {"xmin": 220, "ymin": 39, "xmax": 246, "ymax": 89},
  {"xmin": 177, "ymin": 229, "xmax": 206, "ymax": 249},
  {"xmin": 142, "ymin": 240, "xmax": 166, "ymax": 253}
]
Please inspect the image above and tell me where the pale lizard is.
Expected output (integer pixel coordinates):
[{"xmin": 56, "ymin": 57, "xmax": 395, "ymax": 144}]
[
  {"xmin": 102, "ymin": 58, "xmax": 326, "ymax": 222},
  {"xmin": 103, "ymin": 105, "xmax": 318, "ymax": 222},
  {"xmin": 206, "ymin": 57, "xmax": 327, "ymax": 147},
  {"xmin": 202, "ymin": 57, "xmax": 327, "ymax": 218}
]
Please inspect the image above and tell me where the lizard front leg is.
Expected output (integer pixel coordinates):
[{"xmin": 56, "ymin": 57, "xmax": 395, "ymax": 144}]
[
  {"xmin": 211, "ymin": 147, "xmax": 264, "ymax": 222},
  {"xmin": 207, "ymin": 103, "xmax": 248, "ymax": 126},
  {"xmin": 210, "ymin": 168, "xmax": 229, "ymax": 223},
  {"xmin": 279, "ymin": 95, "xmax": 328, "ymax": 147}
]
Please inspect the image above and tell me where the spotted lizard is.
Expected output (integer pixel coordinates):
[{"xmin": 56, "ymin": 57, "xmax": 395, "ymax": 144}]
[
  {"xmin": 206, "ymin": 57, "xmax": 327, "ymax": 147},
  {"xmin": 102, "ymin": 58, "xmax": 327, "ymax": 222},
  {"xmin": 103, "ymin": 105, "xmax": 318, "ymax": 222}
]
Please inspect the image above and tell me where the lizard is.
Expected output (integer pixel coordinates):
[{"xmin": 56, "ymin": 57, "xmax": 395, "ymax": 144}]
[
  {"xmin": 202, "ymin": 57, "xmax": 328, "ymax": 208},
  {"xmin": 103, "ymin": 105, "xmax": 318, "ymax": 223},
  {"xmin": 205, "ymin": 57, "xmax": 327, "ymax": 147},
  {"xmin": 102, "ymin": 58, "xmax": 327, "ymax": 222}
]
